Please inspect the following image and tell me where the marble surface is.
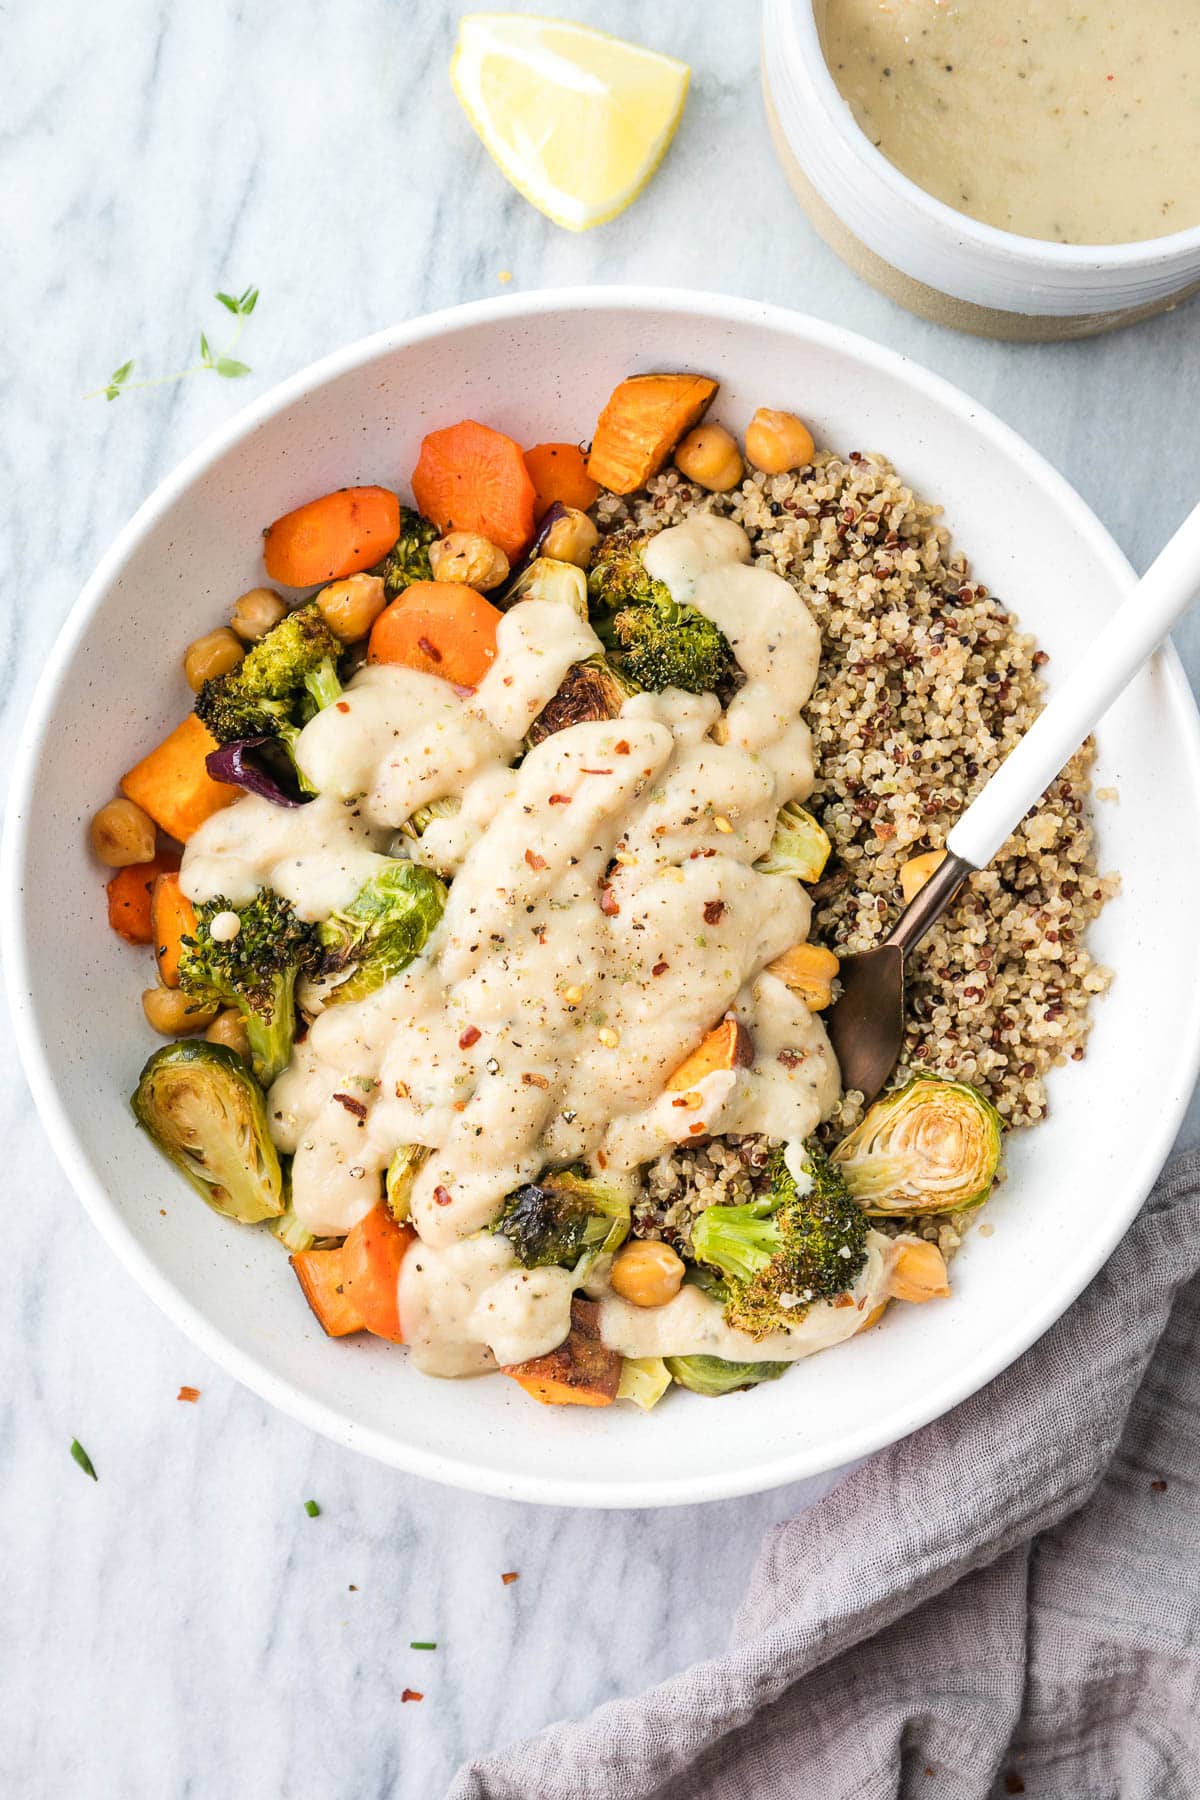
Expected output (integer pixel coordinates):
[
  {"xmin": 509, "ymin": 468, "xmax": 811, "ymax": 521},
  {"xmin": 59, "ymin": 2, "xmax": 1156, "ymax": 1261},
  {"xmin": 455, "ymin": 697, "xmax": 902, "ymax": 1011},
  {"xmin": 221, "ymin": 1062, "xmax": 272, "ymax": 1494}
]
[{"xmin": 4, "ymin": 2, "xmax": 1200, "ymax": 1794}]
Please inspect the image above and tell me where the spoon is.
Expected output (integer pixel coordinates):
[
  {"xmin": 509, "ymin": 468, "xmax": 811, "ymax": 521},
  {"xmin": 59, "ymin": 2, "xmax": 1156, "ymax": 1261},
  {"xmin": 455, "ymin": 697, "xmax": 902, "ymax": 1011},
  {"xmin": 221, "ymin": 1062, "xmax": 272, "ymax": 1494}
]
[{"xmin": 825, "ymin": 497, "xmax": 1200, "ymax": 1106}]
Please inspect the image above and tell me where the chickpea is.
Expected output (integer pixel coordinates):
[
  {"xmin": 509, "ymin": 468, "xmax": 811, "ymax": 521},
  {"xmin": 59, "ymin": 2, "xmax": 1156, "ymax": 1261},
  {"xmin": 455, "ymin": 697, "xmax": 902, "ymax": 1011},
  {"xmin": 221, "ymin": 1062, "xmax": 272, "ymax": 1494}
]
[
  {"xmin": 230, "ymin": 587, "xmax": 287, "ymax": 642},
  {"xmin": 744, "ymin": 408, "xmax": 815, "ymax": 476},
  {"xmin": 541, "ymin": 507, "xmax": 600, "ymax": 568},
  {"xmin": 184, "ymin": 627, "xmax": 245, "ymax": 693},
  {"xmin": 674, "ymin": 423, "xmax": 743, "ymax": 493},
  {"xmin": 89, "ymin": 797, "xmax": 156, "ymax": 868},
  {"xmin": 204, "ymin": 1007, "xmax": 252, "ymax": 1060},
  {"xmin": 428, "ymin": 531, "xmax": 510, "ymax": 591},
  {"xmin": 316, "ymin": 573, "xmax": 387, "ymax": 644},
  {"xmin": 141, "ymin": 986, "xmax": 217, "ymax": 1037},
  {"xmin": 609, "ymin": 1239, "xmax": 686, "ymax": 1309}
]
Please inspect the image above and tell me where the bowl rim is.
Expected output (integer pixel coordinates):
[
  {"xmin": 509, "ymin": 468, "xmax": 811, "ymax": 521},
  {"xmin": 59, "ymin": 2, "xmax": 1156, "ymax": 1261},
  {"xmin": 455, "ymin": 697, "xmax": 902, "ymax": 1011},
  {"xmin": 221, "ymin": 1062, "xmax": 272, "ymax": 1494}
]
[
  {"xmin": 781, "ymin": 0, "xmax": 1200, "ymax": 268},
  {"xmin": 7, "ymin": 283, "xmax": 1200, "ymax": 1507}
]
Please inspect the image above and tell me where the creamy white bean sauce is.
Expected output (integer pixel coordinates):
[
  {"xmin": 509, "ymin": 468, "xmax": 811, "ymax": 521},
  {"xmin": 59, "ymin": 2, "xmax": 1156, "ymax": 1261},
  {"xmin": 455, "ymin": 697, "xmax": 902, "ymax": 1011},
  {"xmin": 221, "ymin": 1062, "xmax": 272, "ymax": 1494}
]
[{"xmin": 184, "ymin": 515, "xmax": 861, "ymax": 1378}]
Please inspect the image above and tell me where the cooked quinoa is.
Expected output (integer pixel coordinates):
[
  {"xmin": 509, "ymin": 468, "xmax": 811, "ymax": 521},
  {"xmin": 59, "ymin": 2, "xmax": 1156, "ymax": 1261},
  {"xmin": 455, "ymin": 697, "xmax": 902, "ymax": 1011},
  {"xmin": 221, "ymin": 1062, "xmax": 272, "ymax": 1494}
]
[{"xmin": 599, "ymin": 447, "xmax": 1117, "ymax": 1245}]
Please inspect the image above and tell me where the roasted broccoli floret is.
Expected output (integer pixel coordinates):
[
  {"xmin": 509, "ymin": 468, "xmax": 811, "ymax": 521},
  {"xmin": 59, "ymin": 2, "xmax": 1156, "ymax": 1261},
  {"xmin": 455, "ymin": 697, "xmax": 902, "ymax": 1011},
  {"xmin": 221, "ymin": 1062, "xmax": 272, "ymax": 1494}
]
[
  {"xmin": 689, "ymin": 1141, "xmax": 868, "ymax": 1338},
  {"xmin": 587, "ymin": 528, "xmax": 735, "ymax": 696},
  {"xmin": 195, "ymin": 602, "xmax": 343, "ymax": 792},
  {"xmin": 602, "ymin": 601, "xmax": 734, "ymax": 696},
  {"xmin": 526, "ymin": 654, "xmax": 641, "ymax": 747},
  {"xmin": 493, "ymin": 1168, "xmax": 630, "ymax": 1270},
  {"xmin": 131, "ymin": 1041, "xmax": 285, "ymax": 1224},
  {"xmin": 178, "ymin": 890, "xmax": 319, "ymax": 1087},
  {"xmin": 316, "ymin": 862, "xmax": 447, "ymax": 1005},
  {"xmin": 370, "ymin": 506, "xmax": 438, "ymax": 595}
]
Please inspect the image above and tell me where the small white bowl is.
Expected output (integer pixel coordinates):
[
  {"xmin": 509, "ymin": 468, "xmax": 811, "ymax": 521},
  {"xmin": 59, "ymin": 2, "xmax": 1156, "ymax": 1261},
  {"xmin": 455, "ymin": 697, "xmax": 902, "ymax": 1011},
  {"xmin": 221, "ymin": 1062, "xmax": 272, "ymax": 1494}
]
[
  {"xmin": 6, "ymin": 288, "xmax": 1200, "ymax": 1506},
  {"xmin": 763, "ymin": 0, "xmax": 1200, "ymax": 339}
]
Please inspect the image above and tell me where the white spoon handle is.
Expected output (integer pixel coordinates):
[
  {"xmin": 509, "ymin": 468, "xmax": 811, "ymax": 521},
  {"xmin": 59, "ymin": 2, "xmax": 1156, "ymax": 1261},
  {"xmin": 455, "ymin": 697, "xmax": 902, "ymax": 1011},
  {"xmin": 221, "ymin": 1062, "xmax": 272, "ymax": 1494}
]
[{"xmin": 947, "ymin": 497, "xmax": 1200, "ymax": 870}]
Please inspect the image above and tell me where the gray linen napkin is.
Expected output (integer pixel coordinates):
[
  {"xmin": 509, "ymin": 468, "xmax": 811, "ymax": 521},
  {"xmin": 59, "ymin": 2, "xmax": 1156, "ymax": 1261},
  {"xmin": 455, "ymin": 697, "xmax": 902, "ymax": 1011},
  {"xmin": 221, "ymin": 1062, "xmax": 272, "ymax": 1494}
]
[{"xmin": 449, "ymin": 1150, "xmax": 1200, "ymax": 1800}]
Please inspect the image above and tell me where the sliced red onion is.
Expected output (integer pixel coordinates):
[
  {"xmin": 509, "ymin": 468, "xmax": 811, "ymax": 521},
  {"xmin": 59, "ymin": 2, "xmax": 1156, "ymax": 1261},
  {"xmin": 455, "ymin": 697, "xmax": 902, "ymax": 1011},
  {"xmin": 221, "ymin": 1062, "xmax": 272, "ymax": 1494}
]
[{"xmin": 205, "ymin": 738, "xmax": 308, "ymax": 806}]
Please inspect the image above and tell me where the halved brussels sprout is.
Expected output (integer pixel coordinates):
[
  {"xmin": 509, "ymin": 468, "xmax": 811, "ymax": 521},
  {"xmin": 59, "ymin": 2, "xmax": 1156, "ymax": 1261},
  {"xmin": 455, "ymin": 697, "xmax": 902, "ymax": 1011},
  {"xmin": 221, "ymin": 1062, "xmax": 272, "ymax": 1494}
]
[
  {"xmin": 386, "ymin": 1144, "xmax": 430, "ymax": 1223},
  {"xmin": 832, "ymin": 1076, "xmax": 1003, "ymax": 1215},
  {"xmin": 500, "ymin": 556, "xmax": 589, "ymax": 619},
  {"xmin": 755, "ymin": 801, "xmax": 832, "ymax": 883},
  {"xmin": 526, "ymin": 655, "xmax": 639, "ymax": 748},
  {"xmin": 616, "ymin": 1356, "xmax": 672, "ymax": 1411},
  {"xmin": 664, "ymin": 1354, "xmax": 790, "ymax": 1397},
  {"xmin": 131, "ymin": 1041, "xmax": 284, "ymax": 1224}
]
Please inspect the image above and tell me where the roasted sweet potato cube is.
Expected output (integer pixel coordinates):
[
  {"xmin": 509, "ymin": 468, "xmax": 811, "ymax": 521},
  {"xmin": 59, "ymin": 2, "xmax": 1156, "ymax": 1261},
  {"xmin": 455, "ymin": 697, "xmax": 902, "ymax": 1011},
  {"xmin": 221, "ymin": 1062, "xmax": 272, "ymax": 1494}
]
[
  {"xmin": 665, "ymin": 1018, "xmax": 754, "ymax": 1092},
  {"xmin": 502, "ymin": 1298, "xmax": 622, "ymax": 1407},
  {"xmin": 587, "ymin": 373, "xmax": 719, "ymax": 494}
]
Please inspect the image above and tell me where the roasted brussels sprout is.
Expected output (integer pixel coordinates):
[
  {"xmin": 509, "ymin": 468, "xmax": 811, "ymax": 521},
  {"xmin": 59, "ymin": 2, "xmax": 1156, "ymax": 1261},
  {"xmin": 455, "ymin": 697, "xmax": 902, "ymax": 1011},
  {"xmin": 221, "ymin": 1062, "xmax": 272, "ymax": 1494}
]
[
  {"xmin": 755, "ymin": 801, "xmax": 832, "ymax": 883},
  {"xmin": 317, "ymin": 862, "xmax": 447, "ymax": 1006},
  {"xmin": 526, "ymin": 655, "xmax": 640, "ymax": 748},
  {"xmin": 615, "ymin": 1356, "xmax": 672, "ymax": 1411},
  {"xmin": 130, "ymin": 1041, "xmax": 284, "ymax": 1224},
  {"xmin": 500, "ymin": 555, "xmax": 589, "ymax": 619},
  {"xmin": 386, "ymin": 1143, "xmax": 430, "ymax": 1223},
  {"xmin": 664, "ymin": 1355, "xmax": 790, "ymax": 1397},
  {"xmin": 832, "ymin": 1076, "xmax": 1004, "ymax": 1215}
]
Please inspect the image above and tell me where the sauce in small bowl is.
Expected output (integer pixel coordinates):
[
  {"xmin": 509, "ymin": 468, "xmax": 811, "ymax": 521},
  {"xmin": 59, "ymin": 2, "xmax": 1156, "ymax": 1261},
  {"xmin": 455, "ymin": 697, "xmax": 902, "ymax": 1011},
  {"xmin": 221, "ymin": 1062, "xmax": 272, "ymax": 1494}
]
[
  {"xmin": 821, "ymin": 0, "xmax": 1200, "ymax": 246},
  {"xmin": 762, "ymin": 0, "xmax": 1200, "ymax": 338}
]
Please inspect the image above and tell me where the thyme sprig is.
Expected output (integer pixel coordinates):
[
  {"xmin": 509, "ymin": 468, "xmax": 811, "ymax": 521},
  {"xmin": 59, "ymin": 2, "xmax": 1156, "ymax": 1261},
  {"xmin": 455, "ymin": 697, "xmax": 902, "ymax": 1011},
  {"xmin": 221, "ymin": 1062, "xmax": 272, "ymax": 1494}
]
[{"xmin": 86, "ymin": 286, "xmax": 260, "ymax": 401}]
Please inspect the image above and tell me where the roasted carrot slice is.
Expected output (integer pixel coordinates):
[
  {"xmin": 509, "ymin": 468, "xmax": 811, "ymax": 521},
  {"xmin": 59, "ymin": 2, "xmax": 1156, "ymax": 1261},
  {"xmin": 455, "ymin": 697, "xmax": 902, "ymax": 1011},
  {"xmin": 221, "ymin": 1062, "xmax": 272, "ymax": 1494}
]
[
  {"xmin": 501, "ymin": 1298, "xmax": 622, "ymax": 1407},
  {"xmin": 106, "ymin": 850, "xmax": 181, "ymax": 947},
  {"xmin": 412, "ymin": 420, "xmax": 536, "ymax": 561},
  {"xmin": 367, "ymin": 580, "xmax": 501, "ymax": 687},
  {"xmin": 340, "ymin": 1203, "xmax": 414, "ymax": 1343},
  {"xmin": 120, "ymin": 714, "xmax": 239, "ymax": 843},
  {"xmin": 587, "ymin": 373, "xmax": 719, "ymax": 494},
  {"xmin": 523, "ymin": 442, "xmax": 600, "ymax": 520},
  {"xmin": 263, "ymin": 485, "xmax": 401, "ymax": 587},
  {"xmin": 290, "ymin": 1246, "xmax": 364, "ymax": 1338},
  {"xmin": 151, "ymin": 870, "xmax": 197, "ymax": 987}
]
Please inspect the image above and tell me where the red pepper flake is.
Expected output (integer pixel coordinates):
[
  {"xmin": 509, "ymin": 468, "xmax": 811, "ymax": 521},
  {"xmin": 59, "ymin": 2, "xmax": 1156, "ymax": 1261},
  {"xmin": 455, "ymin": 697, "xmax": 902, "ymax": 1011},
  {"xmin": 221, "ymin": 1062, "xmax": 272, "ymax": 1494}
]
[
  {"xmin": 521, "ymin": 1072, "xmax": 549, "ymax": 1089},
  {"xmin": 688, "ymin": 1122, "xmax": 706, "ymax": 1136},
  {"xmin": 417, "ymin": 636, "xmax": 442, "ymax": 663},
  {"xmin": 703, "ymin": 900, "xmax": 725, "ymax": 925},
  {"xmin": 652, "ymin": 961, "xmax": 669, "ymax": 977},
  {"xmin": 834, "ymin": 1294, "xmax": 855, "ymax": 1309},
  {"xmin": 777, "ymin": 1049, "xmax": 805, "ymax": 1069},
  {"xmin": 599, "ymin": 886, "xmax": 620, "ymax": 916},
  {"xmin": 548, "ymin": 793, "xmax": 572, "ymax": 806},
  {"xmin": 401, "ymin": 1689, "xmax": 424, "ymax": 1704},
  {"xmin": 434, "ymin": 1185, "xmax": 453, "ymax": 1207},
  {"xmin": 177, "ymin": 1386, "xmax": 200, "ymax": 1403},
  {"xmin": 525, "ymin": 848, "xmax": 547, "ymax": 871},
  {"xmin": 336, "ymin": 701, "xmax": 351, "ymax": 714},
  {"xmin": 458, "ymin": 1025, "xmax": 481, "ymax": 1049},
  {"xmin": 613, "ymin": 739, "xmax": 631, "ymax": 755},
  {"xmin": 501, "ymin": 1571, "xmax": 519, "ymax": 1585},
  {"xmin": 580, "ymin": 768, "xmax": 613, "ymax": 776},
  {"xmin": 333, "ymin": 1092, "xmax": 368, "ymax": 1119}
]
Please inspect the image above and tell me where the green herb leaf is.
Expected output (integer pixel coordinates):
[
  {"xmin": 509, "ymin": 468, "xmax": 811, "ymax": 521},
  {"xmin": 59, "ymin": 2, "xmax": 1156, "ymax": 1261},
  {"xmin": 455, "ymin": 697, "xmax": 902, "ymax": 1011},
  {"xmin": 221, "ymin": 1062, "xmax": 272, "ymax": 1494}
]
[
  {"xmin": 216, "ymin": 357, "xmax": 251, "ymax": 379},
  {"xmin": 215, "ymin": 291, "xmax": 240, "ymax": 314},
  {"xmin": 304, "ymin": 1498, "xmax": 320, "ymax": 1517},
  {"xmin": 199, "ymin": 333, "xmax": 212, "ymax": 364},
  {"xmin": 410, "ymin": 1641, "xmax": 437, "ymax": 1651},
  {"xmin": 70, "ymin": 1438, "xmax": 98, "ymax": 1480},
  {"xmin": 111, "ymin": 361, "xmax": 134, "ymax": 385},
  {"xmin": 238, "ymin": 286, "xmax": 259, "ymax": 315},
  {"xmin": 105, "ymin": 386, "xmax": 121, "ymax": 402}
]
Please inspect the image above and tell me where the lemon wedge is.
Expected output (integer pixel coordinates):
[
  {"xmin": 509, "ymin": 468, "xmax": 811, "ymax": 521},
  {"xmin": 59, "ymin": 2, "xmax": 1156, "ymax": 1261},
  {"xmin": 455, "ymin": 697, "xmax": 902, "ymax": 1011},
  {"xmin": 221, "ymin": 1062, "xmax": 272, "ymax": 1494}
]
[{"xmin": 452, "ymin": 14, "xmax": 690, "ymax": 231}]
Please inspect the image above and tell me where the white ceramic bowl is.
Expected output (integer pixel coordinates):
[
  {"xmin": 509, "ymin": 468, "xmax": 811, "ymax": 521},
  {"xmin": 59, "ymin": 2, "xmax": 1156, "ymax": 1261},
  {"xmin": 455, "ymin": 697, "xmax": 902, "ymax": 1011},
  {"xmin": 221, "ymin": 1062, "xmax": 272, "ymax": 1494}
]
[
  {"xmin": 7, "ymin": 288, "xmax": 1200, "ymax": 1507},
  {"xmin": 763, "ymin": 0, "xmax": 1200, "ymax": 339}
]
